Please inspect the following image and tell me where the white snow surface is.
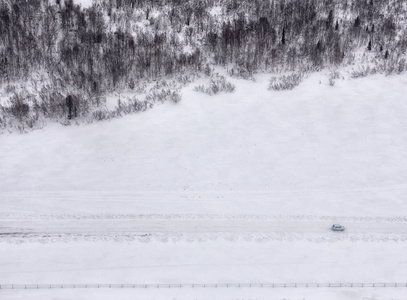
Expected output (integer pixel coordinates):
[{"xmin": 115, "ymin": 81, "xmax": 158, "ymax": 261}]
[
  {"xmin": 1, "ymin": 71, "xmax": 407, "ymax": 299},
  {"xmin": 73, "ymin": 0, "xmax": 93, "ymax": 8},
  {"xmin": 2, "ymin": 72, "xmax": 407, "ymax": 195}
]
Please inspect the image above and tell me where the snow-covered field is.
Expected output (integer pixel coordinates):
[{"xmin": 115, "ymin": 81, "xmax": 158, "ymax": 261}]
[
  {"xmin": 1, "ymin": 70, "xmax": 407, "ymax": 299},
  {"xmin": 2, "ymin": 71, "xmax": 407, "ymax": 194},
  {"xmin": 1, "ymin": 240, "xmax": 407, "ymax": 300}
]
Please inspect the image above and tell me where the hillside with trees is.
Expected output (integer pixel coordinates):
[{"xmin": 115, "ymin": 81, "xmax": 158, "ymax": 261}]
[{"xmin": 0, "ymin": 0, "xmax": 406, "ymax": 132}]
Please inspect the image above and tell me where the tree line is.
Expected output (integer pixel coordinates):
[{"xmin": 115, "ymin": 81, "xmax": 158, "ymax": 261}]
[{"xmin": 0, "ymin": 0, "xmax": 406, "ymax": 129}]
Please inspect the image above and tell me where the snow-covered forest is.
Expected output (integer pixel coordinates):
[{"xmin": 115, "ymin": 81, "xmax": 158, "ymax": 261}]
[{"xmin": 0, "ymin": 0, "xmax": 406, "ymax": 131}]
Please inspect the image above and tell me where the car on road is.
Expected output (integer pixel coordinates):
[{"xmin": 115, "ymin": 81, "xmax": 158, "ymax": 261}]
[{"xmin": 332, "ymin": 224, "xmax": 345, "ymax": 231}]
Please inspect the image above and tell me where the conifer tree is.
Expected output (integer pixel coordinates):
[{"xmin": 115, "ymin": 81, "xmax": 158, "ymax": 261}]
[{"xmin": 281, "ymin": 28, "xmax": 285, "ymax": 45}]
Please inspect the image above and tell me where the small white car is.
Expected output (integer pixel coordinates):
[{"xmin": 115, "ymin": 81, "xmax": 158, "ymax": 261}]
[{"xmin": 332, "ymin": 224, "xmax": 345, "ymax": 231}]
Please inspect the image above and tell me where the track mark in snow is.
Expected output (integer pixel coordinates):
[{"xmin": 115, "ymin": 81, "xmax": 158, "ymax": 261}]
[
  {"xmin": 1, "ymin": 232, "xmax": 407, "ymax": 244},
  {"xmin": 1, "ymin": 213, "xmax": 407, "ymax": 223}
]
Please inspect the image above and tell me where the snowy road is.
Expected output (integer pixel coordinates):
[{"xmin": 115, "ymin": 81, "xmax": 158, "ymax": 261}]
[{"xmin": 2, "ymin": 216, "xmax": 407, "ymax": 236}]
